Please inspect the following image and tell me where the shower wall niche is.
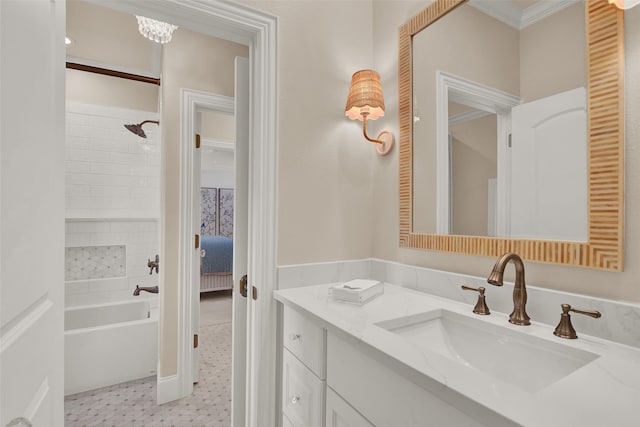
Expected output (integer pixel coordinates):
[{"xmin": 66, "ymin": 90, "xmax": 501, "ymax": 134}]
[{"xmin": 65, "ymin": 102, "xmax": 160, "ymax": 306}]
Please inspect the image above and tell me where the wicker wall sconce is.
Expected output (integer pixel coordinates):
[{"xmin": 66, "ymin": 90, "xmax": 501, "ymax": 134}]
[
  {"xmin": 608, "ymin": 0, "xmax": 640, "ymax": 9},
  {"xmin": 345, "ymin": 69, "xmax": 395, "ymax": 156}
]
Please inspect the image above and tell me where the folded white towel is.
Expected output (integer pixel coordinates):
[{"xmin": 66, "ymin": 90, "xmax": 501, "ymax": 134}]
[
  {"xmin": 331, "ymin": 279, "xmax": 383, "ymax": 304},
  {"xmin": 333, "ymin": 279, "xmax": 381, "ymax": 292}
]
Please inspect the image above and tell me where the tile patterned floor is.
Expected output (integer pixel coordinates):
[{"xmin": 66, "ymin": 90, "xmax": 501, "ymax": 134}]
[{"xmin": 65, "ymin": 293, "xmax": 232, "ymax": 427}]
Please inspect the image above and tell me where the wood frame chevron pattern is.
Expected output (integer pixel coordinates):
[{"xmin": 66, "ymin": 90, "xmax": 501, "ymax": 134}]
[{"xmin": 398, "ymin": 0, "xmax": 625, "ymax": 271}]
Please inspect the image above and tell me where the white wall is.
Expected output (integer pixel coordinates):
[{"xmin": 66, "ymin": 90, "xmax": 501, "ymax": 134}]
[
  {"xmin": 201, "ymin": 110, "xmax": 235, "ymax": 188},
  {"xmin": 202, "ymin": 169, "xmax": 234, "ymax": 189}
]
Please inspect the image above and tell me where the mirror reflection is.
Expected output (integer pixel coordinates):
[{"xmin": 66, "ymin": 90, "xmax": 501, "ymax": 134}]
[{"xmin": 412, "ymin": 0, "xmax": 587, "ymax": 241}]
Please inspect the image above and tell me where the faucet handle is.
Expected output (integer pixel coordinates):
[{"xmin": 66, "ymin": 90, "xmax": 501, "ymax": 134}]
[
  {"xmin": 553, "ymin": 303, "xmax": 601, "ymax": 339},
  {"xmin": 461, "ymin": 285, "xmax": 490, "ymax": 315}
]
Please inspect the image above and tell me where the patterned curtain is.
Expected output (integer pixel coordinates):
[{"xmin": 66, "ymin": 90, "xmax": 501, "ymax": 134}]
[
  {"xmin": 201, "ymin": 188, "xmax": 218, "ymax": 235},
  {"xmin": 201, "ymin": 187, "xmax": 234, "ymax": 239}
]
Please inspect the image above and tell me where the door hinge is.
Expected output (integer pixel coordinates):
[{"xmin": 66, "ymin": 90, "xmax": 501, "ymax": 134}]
[
  {"xmin": 508, "ymin": 133, "xmax": 512, "ymax": 148},
  {"xmin": 195, "ymin": 234, "xmax": 199, "ymax": 249},
  {"xmin": 194, "ymin": 334, "xmax": 199, "ymax": 348},
  {"xmin": 252, "ymin": 285, "xmax": 258, "ymax": 300},
  {"xmin": 195, "ymin": 133, "xmax": 201, "ymax": 149},
  {"xmin": 240, "ymin": 274, "xmax": 248, "ymax": 298}
]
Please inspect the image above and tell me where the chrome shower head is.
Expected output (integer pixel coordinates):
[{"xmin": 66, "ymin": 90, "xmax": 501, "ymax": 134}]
[{"xmin": 124, "ymin": 120, "xmax": 159, "ymax": 138}]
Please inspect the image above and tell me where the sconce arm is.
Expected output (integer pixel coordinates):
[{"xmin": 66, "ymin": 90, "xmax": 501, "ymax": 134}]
[{"xmin": 362, "ymin": 114, "xmax": 383, "ymax": 145}]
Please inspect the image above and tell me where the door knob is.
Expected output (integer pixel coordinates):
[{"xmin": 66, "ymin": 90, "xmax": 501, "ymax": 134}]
[{"xmin": 240, "ymin": 274, "xmax": 248, "ymax": 298}]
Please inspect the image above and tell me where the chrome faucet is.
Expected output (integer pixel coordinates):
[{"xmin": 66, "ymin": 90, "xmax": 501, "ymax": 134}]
[{"xmin": 487, "ymin": 253, "xmax": 531, "ymax": 326}]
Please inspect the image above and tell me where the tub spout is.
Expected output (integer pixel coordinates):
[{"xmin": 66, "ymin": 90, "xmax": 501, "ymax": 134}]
[{"xmin": 133, "ymin": 285, "xmax": 159, "ymax": 296}]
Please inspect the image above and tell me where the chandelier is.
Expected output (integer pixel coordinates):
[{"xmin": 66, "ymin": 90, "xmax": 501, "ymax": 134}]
[{"xmin": 136, "ymin": 16, "xmax": 178, "ymax": 44}]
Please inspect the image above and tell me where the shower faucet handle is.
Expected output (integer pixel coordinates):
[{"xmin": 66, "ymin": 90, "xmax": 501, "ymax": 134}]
[
  {"xmin": 147, "ymin": 254, "xmax": 159, "ymax": 275},
  {"xmin": 461, "ymin": 285, "xmax": 490, "ymax": 315}
]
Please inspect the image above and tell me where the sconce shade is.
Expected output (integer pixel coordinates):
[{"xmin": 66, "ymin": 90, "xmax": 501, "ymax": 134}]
[
  {"xmin": 608, "ymin": 0, "xmax": 640, "ymax": 9},
  {"xmin": 345, "ymin": 70, "xmax": 385, "ymax": 121}
]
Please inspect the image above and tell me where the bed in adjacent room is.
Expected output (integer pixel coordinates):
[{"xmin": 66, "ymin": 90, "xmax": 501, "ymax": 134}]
[{"xmin": 200, "ymin": 235, "xmax": 233, "ymax": 292}]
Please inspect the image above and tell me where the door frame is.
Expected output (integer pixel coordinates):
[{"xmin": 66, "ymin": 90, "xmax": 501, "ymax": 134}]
[
  {"xmin": 435, "ymin": 71, "xmax": 521, "ymax": 236},
  {"xmin": 178, "ymin": 88, "xmax": 234, "ymax": 397},
  {"xmin": 89, "ymin": 0, "xmax": 278, "ymax": 424}
]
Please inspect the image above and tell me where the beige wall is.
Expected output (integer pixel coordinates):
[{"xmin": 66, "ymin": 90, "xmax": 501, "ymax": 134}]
[
  {"xmin": 200, "ymin": 111, "xmax": 234, "ymax": 141},
  {"xmin": 372, "ymin": 2, "xmax": 640, "ymax": 303},
  {"xmin": 65, "ymin": 1, "xmax": 158, "ymax": 110},
  {"xmin": 159, "ymin": 28, "xmax": 248, "ymax": 376},
  {"xmin": 412, "ymin": 3, "xmax": 519, "ymax": 233},
  {"xmin": 242, "ymin": 0, "xmax": 376, "ymax": 266},
  {"xmin": 450, "ymin": 114, "xmax": 497, "ymax": 236},
  {"xmin": 520, "ymin": 2, "xmax": 586, "ymax": 101},
  {"xmin": 66, "ymin": 69, "xmax": 159, "ymax": 111},
  {"xmin": 66, "ymin": 0, "xmax": 157, "ymax": 73}
]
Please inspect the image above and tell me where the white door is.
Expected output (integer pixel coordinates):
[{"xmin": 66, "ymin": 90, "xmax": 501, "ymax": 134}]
[
  {"xmin": 509, "ymin": 87, "xmax": 587, "ymax": 241},
  {"xmin": 0, "ymin": 1, "xmax": 65, "ymax": 426},
  {"xmin": 232, "ymin": 56, "xmax": 250, "ymax": 427}
]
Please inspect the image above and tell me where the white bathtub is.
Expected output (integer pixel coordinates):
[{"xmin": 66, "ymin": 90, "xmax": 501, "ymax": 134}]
[{"xmin": 64, "ymin": 299, "xmax": 158, "ymax": 396}]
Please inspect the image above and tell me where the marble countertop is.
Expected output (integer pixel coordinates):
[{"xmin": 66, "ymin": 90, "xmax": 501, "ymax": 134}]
[{"xmin": 274, "ymin": 283, "xmax": 640, "ymax": 427}]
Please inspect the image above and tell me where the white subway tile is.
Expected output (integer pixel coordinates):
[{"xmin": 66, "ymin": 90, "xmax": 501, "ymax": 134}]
[
  {"xmin": 67, "ymin": 221, "xmax": 110, "ymax": 233},
  {"xmin": 66, "ymin": 136, "xmax": 93, "ymax": 149},
  {"xmin": 128, "ymin": 165, "xmax": 158, "ymax": 177},
  {"xmin": 65, "ymin": 233, "xmax": 93, "ymax": 247},
  {"xmin": 88, "ymin": 277, "xmax": 129, "ymax": 293},
  {"xmin": 65, "ymin": 281, "xmax": 91, "ymax": 295},
  {"xmin": 66, "ymin": 185, "xmax": 91, "ymax": 199},
  {"xmin": 110, "ymin": 151, "xmax": 146, "ymax": 166},
  {"xmin": 89, "ymin": 163, "xmax": 129, "ymax": 176},
  {"xmin": 66, "ymin": 161, "xmax": 92, "ymax": 174},
  {"xmin": 90, "ymin": 232, "xmax": 128, "ymax": 246}
]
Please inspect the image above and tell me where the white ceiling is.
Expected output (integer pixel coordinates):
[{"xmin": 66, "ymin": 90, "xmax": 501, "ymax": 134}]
[{"xmin": 468, "ymin": 0, "xmax": 583, "ymax": 30}]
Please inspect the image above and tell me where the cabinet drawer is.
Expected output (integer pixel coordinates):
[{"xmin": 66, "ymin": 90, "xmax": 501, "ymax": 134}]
[
  {"xmin": 282, "ymin": 348, "xmax": 325, "ymax": 427},
  {"xmin": 327, "ymin": 332, "xmax": 494, "ymax": 427},
  {"xmin": 326, "ymin": 386, "xmax": 374, "ymax": 427},
  {"xmin": 283, "ymin": 306, "xmax": 325, "ymax": 378},
  {"xmin": 282, "ymin": 414, "xmax": 294, "ymax": 427}
]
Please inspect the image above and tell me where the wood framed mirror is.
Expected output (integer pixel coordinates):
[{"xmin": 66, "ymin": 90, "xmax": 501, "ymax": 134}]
[{"xmin": 398, "ymin": 0, "xmax": 625, "ymax": 270}]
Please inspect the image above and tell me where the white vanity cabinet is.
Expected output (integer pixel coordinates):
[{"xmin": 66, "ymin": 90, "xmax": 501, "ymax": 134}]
[
  {"xmin": 326, "ymin": 386, "xmax": 373, "ymax": 427},
  {"xmin": 280, "ymin": 304, "xmax": 512, "ymax": 427},
  {"xmin": 326, "ymin": 333, "xmax": 495, "ymax": 427},
  {"xmin": 281, "ymin": 306, "xmax": 374, "ymax": 427},
  {"xmin": 281, "ymin": 306, "xmax": 326, "ymax": 427},
  {"xmin": 282, "ymin": 349, "xmax": 325, "ymax": 427}
]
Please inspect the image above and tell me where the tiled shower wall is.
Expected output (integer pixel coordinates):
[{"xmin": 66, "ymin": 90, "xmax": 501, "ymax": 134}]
[
  {"xmin": 65, "ymin": 102, "xmax": 160, "ymax": 218},
  {"xmin": 65, "ymin": 220, "xmax": 159, "ymax": 307},
  {"xmin": 65, "ymin": 103, "xmax": 160, "ymax": 307}
]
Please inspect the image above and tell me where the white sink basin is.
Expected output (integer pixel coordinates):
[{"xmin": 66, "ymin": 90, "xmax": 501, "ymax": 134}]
[{"xmin": 376, "ymin": 309, "xmax": 599, "ymax": 393}]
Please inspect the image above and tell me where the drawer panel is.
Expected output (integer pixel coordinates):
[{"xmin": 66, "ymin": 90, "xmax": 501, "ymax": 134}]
[
  {"xmin": 283, "ymin": 306, "xmax": 326, "ymax": 378},
  {"xmin": 327, "ymin": 332, "xmax": 498, "ymax": 427},
  {"xmin": 282, "ymin": 414, "xmax": 294, "ymax": 427},
  {"xmin": 326, "ymin": 386, "xmax": 374, "ymax": 427},
  {"xmin": 282, "ymin": 348, "xmax": 325, "ymax": 427}
]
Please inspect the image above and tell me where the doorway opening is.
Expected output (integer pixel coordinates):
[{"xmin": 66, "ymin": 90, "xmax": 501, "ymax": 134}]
[{"xmin": 65, "ymin": 1, "xmax": 278, "ymax": 425}]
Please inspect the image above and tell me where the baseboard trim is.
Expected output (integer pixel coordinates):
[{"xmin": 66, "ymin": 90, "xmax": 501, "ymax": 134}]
[{"xmin": 156, "ymin": 374, "xmax": 179, "ymax": 405}]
